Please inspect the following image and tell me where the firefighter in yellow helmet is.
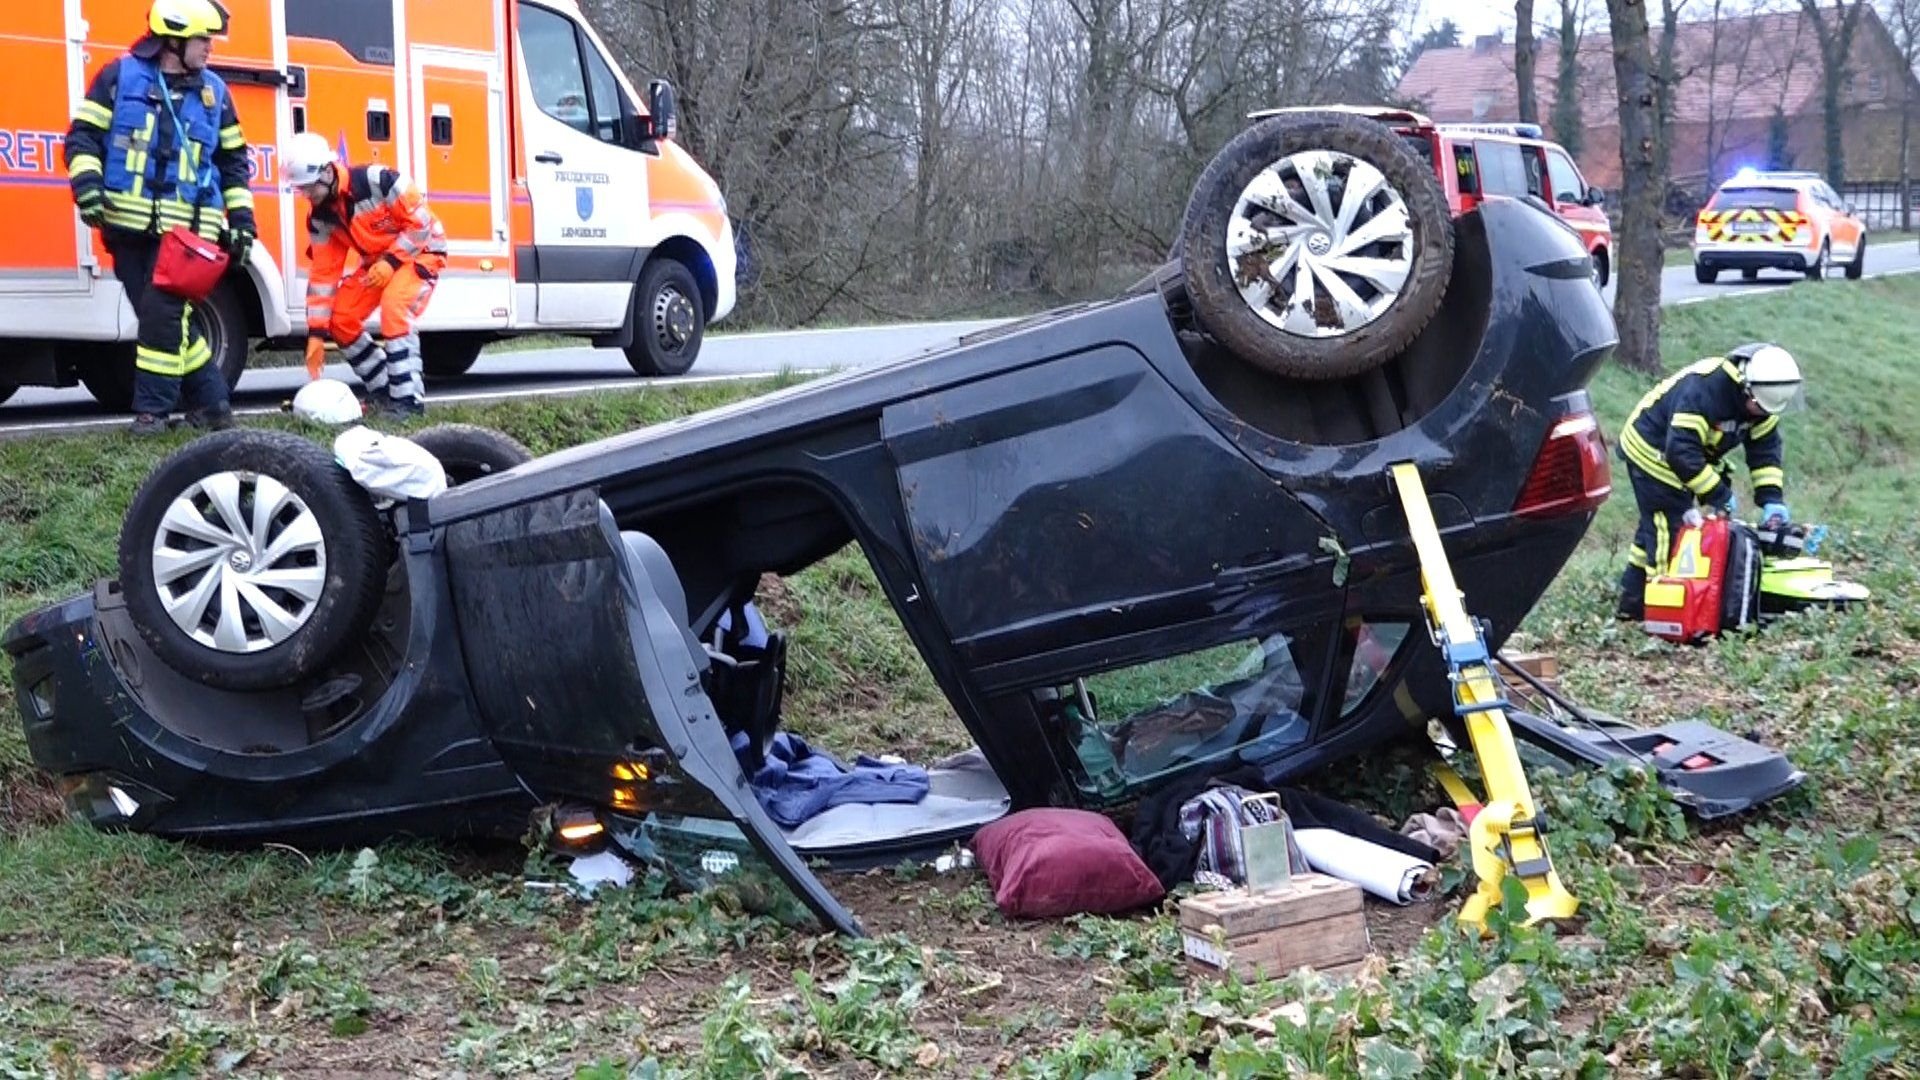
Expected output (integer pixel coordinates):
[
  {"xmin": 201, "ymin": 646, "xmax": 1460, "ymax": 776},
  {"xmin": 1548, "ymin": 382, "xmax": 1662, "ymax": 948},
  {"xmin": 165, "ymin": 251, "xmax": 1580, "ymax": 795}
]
[{"xmin": 62, "ymin": 0, "xmax": 254, "ymax": 434}]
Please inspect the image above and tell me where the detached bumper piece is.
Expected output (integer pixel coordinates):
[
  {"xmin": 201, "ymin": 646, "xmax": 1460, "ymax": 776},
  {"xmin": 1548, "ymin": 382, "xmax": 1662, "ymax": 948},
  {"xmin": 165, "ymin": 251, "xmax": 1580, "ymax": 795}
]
[{"xmin": 1495, "ymin": 657, "xmax": 1806, "ymax": 820}]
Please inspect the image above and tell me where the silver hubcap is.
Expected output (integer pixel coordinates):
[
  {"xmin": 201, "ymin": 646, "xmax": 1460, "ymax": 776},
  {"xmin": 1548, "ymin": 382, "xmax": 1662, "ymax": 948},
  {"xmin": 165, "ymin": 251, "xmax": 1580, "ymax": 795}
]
[
  {"xmin": 652, "ymin": 286, "xmax": 696, "ymax": 351},
  {"xmin": 151, "ymin": 471, "xmax": 328, "ymax": 654},
  {"xmin": 1225, "ymin": 149, "xmax": 1415, "ymax": 339}
]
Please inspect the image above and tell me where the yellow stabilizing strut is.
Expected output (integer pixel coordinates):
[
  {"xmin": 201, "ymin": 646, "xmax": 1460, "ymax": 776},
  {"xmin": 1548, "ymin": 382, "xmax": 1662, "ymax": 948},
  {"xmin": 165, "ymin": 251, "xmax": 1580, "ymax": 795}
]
[{"xmin": 1389, "ymin": 462, "xmax": 1579, "ymax": 930}]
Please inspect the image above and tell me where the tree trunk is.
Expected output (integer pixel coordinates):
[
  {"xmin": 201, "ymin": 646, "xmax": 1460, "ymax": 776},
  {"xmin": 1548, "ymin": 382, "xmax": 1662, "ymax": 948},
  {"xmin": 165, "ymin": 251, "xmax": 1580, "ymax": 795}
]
[
  {"xmin": 1653, "ymin": 0, "xmax": 1680, "ymax": 186},
  {"xmin": 1903, "ymin": 95, "xmax": 1914, "ymax": 233},
  {"xmin": 1799, "ymin": 0, "xmax": 1869, "ymax": 189},
  {"xmin": 1607, "ymin": 0, "xmax": 1664, "ymax": 375},
  {"xmin": 1551, "ymin": 0, "xmax": 1583, "ymax": 156},
  {"xmin": 1704, "ymin": 0, "xmax": 1722, "ymax": 185},
  {"xmin": 1516, "ymin": 0, "xmax": 1539, "ymax": 123}
]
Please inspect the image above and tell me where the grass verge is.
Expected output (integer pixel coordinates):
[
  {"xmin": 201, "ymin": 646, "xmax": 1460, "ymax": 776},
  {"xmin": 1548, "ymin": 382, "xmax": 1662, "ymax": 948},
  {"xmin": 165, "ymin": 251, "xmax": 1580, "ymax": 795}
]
[{"xmin": 2, "ymin": 276, "xmax": 1918, "ymax": 1076}]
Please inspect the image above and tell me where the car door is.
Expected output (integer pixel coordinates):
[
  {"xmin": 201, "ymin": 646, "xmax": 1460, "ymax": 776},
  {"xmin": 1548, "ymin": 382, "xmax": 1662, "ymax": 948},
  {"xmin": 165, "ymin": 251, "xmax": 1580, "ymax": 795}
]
[
  {"xmin": 1545, "ymin": 147, "xmax": 1607, "ymax": 248},
  {"xmin": 441, "ymin": 490, "xmax": 861, "ymax": 935},
  {"xmin": 514, "ymin": 1, "xmax": 649, "ymax": 327},
  {"xmin": 1816, "ymin": 182, "xmax": 1863, "ymax": 257}
]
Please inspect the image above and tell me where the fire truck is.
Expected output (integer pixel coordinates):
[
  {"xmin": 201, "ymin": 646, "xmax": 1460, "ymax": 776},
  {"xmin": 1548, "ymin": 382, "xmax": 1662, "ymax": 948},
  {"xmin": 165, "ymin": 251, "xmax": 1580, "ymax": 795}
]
[{"xmin": 0, "ymin": 0, "xmax": 736, "ymax": 410}]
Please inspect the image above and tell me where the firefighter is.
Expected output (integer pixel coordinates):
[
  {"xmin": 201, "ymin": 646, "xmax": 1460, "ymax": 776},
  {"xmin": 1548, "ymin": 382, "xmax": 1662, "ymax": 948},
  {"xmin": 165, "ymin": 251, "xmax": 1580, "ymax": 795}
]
[
  {"xmin": 63, "ymin": 0, "xmax": 254, "ymax": 435},
  {"xmin": 1614, "ymin": 343, "xmax": 1804, "ymax": 621},
  {"xmin": 283, "ymin": 133, "xmax": 447, "ymax": 417}
]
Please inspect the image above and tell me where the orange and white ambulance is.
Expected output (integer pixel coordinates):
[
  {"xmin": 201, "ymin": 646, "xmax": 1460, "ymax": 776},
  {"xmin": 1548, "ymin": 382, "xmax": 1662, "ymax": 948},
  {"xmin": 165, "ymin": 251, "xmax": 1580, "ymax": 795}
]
[{"xmin": 0, "ymin": 0, "xmax": 736, "ymax": 410}]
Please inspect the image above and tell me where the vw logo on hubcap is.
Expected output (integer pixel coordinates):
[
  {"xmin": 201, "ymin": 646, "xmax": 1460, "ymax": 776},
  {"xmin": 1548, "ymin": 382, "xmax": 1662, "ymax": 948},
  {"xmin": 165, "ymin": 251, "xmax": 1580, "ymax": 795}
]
[
  {"xmin": 1307, "ymin": 232, "xmax": 1334, "ymax": 256},
  {"xmin": 228, "ymin": 550, "xmax": 254, "ymax": 573}
]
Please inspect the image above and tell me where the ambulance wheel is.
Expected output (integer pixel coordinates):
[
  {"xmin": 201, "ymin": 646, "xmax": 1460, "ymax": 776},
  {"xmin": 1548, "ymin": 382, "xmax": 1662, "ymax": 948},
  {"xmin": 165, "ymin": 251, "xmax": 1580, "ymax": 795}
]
[
  {"xmin": 421, "ymin": 333, "xmax": 489, "ymax": 380},
  {"xmin": 1804, "ymin": 241, "xmax": 1828, "ymax": 281},
  {"xmin": 1177, "ymin": 111, "xmax": 1453, "ymax": 380},
  {"xmin": 408, "ymin": 424, "xmax": 533, "ymax": 486},
  {"xmin": 1845, "ymin": 236, "xmax": 1865, "ymax": 280},
  {"xmin": 624, "ymin": 259, "xmax": 703, "ymax": 377},
  {"xmin": 118, "ymin": 429, "xmax": 391, "ymax": 691},
  {"xmin": 1742, "ymin": 269, "xmax": 1759, "ymax": 281},
  {"xmin": 73, "ymin": 281, "xmax": 247, "ymax": 413},
  {"xmin": 0, "ymin": 384, "xmax": 14, "ymax": 406}
]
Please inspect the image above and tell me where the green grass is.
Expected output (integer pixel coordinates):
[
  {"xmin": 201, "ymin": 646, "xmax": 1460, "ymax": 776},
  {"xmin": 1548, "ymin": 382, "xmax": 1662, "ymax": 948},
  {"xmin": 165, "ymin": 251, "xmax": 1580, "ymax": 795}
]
[{"xmin": 3, "ymin": 276, "xmax": 1920, "ymax": 1075}]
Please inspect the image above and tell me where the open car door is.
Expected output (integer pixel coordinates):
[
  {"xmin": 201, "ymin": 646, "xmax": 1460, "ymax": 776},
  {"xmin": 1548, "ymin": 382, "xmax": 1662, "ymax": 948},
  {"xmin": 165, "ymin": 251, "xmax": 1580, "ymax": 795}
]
[{"xmin": 439, "ymin": 490, "xmax": 862, "ymax": 936}]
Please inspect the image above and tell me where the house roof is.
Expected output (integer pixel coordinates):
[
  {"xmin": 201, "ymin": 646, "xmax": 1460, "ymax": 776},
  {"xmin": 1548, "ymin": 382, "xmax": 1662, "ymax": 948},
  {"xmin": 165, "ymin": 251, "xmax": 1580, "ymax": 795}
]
[{"xmin": 1397, "ymin": 8, "xmax": 1897, "ymax": 129}]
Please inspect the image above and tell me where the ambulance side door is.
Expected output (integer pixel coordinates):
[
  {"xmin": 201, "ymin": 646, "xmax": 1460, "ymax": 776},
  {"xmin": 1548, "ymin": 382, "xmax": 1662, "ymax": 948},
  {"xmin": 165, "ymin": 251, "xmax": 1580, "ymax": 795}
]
[{"xmin": 513, "ymin": 1, "xmax": 647, "ymax": 328}]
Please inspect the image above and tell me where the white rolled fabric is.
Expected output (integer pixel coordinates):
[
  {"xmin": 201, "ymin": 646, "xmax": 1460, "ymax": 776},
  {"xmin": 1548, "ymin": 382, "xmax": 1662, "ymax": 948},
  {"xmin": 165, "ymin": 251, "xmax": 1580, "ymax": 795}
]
[{"xmin": 1292, "ymin": 827, "xmax": 1438, "ymax": 905}]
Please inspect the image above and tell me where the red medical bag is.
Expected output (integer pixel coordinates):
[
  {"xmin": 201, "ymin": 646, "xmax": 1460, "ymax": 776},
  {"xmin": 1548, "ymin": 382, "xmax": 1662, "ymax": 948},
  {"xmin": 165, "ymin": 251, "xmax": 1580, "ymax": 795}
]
[{"xmin": 1643, "ymin": 516, "xmax": 1763, "ymax": 644}]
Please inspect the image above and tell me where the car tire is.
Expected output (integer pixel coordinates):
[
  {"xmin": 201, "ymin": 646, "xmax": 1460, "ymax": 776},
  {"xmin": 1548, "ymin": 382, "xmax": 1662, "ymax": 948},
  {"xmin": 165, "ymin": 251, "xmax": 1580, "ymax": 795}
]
[
  {"xmin": 408, "ymin": 423, "xmax": 534, "ymax": 486},
  {"xmin": 1805, "ymin": 240, "xmax": 1828, "ymax": 281},
  {"xmin": 1591, "ymin": 248, "xmax": 1610, "ymax": 289},
  {"xmin": 1845, "ymin": 236, "xmax": 1865, "ymax": 280},
  {"xmin": 1694, "ymin": 263, "xmax": 1718, "ymax": 285},
  {"xmin": 1176, "ymin": 112, "xmax": 1453, "ymax": 381},
  {"xmin": 421, "ymin": 333, "xmax": 489, "ymax": 380},
  {"xmin": 0, "ymin": 383, "xmax": 14, "ymax": 406},
  {"xmin": 118, "ymin": 429, "xmax": 391, "ymax": 691},
  {"xmin": 624, "ymin": 259, "xmax": 704, "ymax": 377},
  {"xmin": 75, "ymin": 280, "xmax": 248, "ymax": 413},
  {"xmin": 1741, "ymin": 269, "xmax": 1759, "ymax": 282}
]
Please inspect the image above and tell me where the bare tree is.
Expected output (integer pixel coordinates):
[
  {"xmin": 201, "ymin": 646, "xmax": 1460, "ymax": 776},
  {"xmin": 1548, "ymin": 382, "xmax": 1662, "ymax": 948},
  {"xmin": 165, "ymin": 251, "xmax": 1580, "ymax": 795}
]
[
  {"xmin": 1551, "ymin": 0, "xmax": 1586, "ymax": 156},
  {"xmin": 1798, "ymin": 0, "xmax": 1870, "ymax": 186},
  {"xmin": 1517, "ymin": 0, "xmax": 1541, "ymax": 122},
  {"xmin": 1608, "ymin": 0, "xmax": 1666, "ymax": 373},
  {"xmin": 1891, "ymin": 0, "xmax": 1920, "ymax": 230}
]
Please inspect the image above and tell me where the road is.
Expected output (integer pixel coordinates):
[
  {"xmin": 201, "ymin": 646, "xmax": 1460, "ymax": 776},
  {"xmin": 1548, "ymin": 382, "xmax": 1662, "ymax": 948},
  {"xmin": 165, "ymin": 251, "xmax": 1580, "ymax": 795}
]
[{"xmin": 6, "ymin": 243, "xmax": 1919, "ymax": 436}]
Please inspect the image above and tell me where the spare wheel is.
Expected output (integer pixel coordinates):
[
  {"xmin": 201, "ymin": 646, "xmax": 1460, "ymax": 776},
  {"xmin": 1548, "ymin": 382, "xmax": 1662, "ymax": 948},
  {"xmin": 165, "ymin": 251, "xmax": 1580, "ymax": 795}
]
[
  {"xmin": 117, "ymin": 429, "xmax": 391, "ymax": 691},
  {"xmin": 1177, "ymin": 112, "xmax": 1454, "ymax": 380}
]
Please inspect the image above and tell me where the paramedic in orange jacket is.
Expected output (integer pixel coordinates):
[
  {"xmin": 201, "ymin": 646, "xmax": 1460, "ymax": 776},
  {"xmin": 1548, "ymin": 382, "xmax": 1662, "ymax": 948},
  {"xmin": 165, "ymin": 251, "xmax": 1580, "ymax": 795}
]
[{"xmin": 283, "ymin": 133, "xmax": 445, "ymax": 416}]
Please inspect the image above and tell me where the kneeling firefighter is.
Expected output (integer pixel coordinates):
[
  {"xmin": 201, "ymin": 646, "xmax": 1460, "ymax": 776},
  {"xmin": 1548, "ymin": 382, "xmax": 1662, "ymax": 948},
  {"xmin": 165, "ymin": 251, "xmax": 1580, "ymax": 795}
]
[{"xmin": 1614, "ymin": 343, "xmax": 1805, "ymax": 621}]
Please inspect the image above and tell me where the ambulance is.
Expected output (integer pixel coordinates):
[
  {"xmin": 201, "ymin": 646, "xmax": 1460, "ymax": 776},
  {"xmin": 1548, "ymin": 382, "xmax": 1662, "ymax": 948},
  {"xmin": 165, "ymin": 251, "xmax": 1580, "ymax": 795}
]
[{"xmin": 0, "ymin": 0, "xmax": 737, "ymax": 411}]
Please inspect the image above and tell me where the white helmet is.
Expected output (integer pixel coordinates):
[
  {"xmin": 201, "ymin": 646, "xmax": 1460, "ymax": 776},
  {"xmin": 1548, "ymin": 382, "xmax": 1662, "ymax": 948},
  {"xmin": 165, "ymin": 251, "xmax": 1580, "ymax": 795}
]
[
  {"xmin": 283, "ymin": 132, "xmax": 336, "ymax": 190},
  {"xmin": 1736, "ymin": 343, "xmax": 1804, "ymax": 415},
  {"xmin": 292, "ymin": 378, "xmax": 363, "ymax": 425}
]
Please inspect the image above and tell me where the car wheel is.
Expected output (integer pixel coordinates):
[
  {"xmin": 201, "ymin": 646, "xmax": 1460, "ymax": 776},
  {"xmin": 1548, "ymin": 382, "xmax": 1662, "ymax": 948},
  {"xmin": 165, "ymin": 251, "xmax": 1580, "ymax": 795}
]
[
  {"xmin": 421, "ymin": 333, "xmax": 489, "ymax": 380},
  {"xmin": 0, "ymin": 383, "xmax": 14, "ymax": 406},
  {"xmin": 1741, "ymin": 269, "xmax": 1759, "ymax": 282},
  {"xmin": 1694, "ymin": 263, "xmax": 1718, "ymax": 285},
  {"xmin": 1804, "ymin": 240, "xmax": 1828, "ymax": 282},
  {"xmin": 1176, "ymin": 112, "xmax": 1453, "ymax": 380},
  {"xmin": 117, "ymin": 429, "xmax": 391, "ymax": 691},
  {"xmin": 75, "ymin": 281, "xmax": 247, "ymax": 413},
  {"xmin": 624, "ymin": 259, "xmax": 704, "ymax": 377},
  {"xmin": 408, "ymin": 423, "xmax": 534, "ymax": 486},
  {"xmin": 1845, "ymin": 235, "xmax": 1865, "ymax": 280},
  {"xmin": 1591, "ymin": 248, "xmax": 1610, "ymax": 289}
]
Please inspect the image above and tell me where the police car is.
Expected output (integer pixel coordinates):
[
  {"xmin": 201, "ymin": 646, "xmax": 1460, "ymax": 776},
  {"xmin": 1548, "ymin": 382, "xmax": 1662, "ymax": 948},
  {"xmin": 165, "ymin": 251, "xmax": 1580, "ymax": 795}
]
[{"xmin": 1692, "ymin": 169, "xmax": 1867, "ymax": 284}]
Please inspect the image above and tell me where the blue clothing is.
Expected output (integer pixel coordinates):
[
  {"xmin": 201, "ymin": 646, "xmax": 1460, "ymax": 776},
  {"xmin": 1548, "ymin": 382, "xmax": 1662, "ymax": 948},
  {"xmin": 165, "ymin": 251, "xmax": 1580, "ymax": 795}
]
[{"xmin": 730, "ymin": 731, "xmax": 929, "ymax": 828}]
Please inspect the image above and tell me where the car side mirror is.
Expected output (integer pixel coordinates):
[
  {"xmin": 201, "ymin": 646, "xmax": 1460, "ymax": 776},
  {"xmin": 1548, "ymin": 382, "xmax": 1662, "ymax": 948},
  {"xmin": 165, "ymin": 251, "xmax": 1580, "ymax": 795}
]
[
  {"xmin": 1583, "ymin": 189, "xmax": 1605, "ymax": 208},
  {"xmin": 648, "ymin": 79, "xmax": 679, "ymax": 143}
]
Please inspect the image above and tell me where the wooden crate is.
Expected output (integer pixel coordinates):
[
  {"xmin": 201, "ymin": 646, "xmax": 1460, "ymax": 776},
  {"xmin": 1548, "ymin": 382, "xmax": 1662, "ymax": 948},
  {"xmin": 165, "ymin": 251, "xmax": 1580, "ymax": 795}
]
[
  {"xmin": 1501, "ymin": 650, "xmax": 1560, "ymax": 688},
  {"xmin": 1178, "ymin": 873, "xmax": 1370, "ymax": 981}
]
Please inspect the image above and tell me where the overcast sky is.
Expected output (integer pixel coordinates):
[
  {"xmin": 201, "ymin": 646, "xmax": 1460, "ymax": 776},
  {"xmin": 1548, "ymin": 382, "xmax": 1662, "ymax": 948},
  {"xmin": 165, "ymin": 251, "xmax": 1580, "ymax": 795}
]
[{"xmin": 1414, "ymin": 0, "xmax": 1513, "ymax": 40}]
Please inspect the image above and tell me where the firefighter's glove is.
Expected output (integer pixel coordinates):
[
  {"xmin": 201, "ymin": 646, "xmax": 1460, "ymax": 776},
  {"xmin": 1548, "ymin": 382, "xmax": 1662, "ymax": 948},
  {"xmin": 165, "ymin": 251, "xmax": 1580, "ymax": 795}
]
[
  {"xmin": 75, "ymin": 188, "xmax": 108, "ymax": 229},
  {"xmin": 363, "ymin": 255, "xmax": 402, "ymax": 289},
  {"xmin": 1682, "ymin": 507, "xmax": 1705, "ymax": 529},
  {"xmin": 1761, "ymin": 502, "xmax": 1790, "ymax": 527},
  {"xmin": 304, "ymin": 335, "xmax": 327, "ymax": 380},
  {"xmin": 225, "ymin": 226, "xmax": 254, "ymax": 264}
]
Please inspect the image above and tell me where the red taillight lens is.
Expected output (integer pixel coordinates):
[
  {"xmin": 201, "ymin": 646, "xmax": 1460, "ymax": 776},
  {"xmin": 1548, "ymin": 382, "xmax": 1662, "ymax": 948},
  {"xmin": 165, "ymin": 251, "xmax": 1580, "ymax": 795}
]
[{"xmin": 1513, "ymin": 411, "xmax": 1613, "ymax": 518}]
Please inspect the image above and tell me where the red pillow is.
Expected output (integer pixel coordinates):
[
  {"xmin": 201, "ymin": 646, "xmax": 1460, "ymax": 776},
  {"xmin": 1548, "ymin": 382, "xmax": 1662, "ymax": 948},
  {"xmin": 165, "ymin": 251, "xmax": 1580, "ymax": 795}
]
[{"xmin": 970, "ymin": 808, "xmax": 1166, "ymax": 919}]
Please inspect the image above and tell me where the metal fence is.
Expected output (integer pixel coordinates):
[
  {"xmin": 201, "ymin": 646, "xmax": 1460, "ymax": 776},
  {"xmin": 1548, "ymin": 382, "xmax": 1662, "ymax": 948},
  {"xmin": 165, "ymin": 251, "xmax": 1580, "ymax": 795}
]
[{"xmin": 1839, "ymin": 181, "xmax": 1917, "ymax": 230}]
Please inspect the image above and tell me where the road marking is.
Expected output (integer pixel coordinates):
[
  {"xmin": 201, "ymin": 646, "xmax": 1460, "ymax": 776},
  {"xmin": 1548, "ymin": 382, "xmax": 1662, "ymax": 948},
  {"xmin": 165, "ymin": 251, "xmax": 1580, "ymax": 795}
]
[{"xmin": 0, "ymin": 369, "xmax": 835, "ymax": 440}]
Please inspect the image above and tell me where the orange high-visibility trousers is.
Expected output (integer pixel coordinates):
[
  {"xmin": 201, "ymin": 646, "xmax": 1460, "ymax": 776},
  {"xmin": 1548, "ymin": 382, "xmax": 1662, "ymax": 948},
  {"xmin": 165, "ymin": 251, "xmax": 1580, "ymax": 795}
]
[{"xmin": 323, "ymin": 255, "xmax": 442, "ymax": 403}]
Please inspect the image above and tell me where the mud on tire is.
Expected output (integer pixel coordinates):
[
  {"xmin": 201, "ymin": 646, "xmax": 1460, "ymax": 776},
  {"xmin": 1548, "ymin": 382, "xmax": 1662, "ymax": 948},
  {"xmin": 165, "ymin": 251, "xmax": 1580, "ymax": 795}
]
[
  {"xmin": 118, "ymin": 429, "xmax": 391, "ymax": 691},
  {"xmin": 409, "ymin": 423, "xmax": 534, "ymax": 486},
  {"xmin": 1177, "ymin": 112, "xmax": 1454, "ymax": 380}
]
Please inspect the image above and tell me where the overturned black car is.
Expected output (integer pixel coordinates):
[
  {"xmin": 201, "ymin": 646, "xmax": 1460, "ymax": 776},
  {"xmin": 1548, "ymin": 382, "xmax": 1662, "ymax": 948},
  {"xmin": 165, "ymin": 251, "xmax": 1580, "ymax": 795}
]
[{"xmin": 7, "ymin": 112, "xmax": 1624, "ymax": 935}]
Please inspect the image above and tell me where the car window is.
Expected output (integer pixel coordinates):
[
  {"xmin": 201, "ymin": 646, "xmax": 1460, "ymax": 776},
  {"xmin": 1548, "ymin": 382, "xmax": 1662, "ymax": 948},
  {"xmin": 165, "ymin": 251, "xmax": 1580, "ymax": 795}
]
[
  {"xmin": 581, "ymin": 33, "xmax": 628, "ymax": 145},
  {"xmin": 1545, "ymin": 150, "xmax": 1584, "ymax": 203},
  {"xmin": 1712, "ymin": 187, "xmax": 1800, "ymax": 211},
  {"xmin": 1452, "ymin": 143, "xmax": 1480, "ymax": 195},
  {"xmin": 1059, "ymin": 633, "xmax": 1313, "ymax": 797},
  {"xmin": 1341, "ymin": 622, "xmax": 1411, "ymax": 715},
  {"xmin": 519, "ymin": 5, "xmax": 593, "ymax": 138},
  {"xmin": 1521, "ymin": 147, "xmax": 1547, "ymax": 199},
  {"xmin": 1474, "ymin": 141, "xmax": 1530, "ymax": 198}
]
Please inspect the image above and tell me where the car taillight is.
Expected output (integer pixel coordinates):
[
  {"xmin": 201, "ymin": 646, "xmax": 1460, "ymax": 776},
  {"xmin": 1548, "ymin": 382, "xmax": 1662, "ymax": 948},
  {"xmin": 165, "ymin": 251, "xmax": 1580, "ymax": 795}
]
[{"xmin": 1513, "ymin": 411, "xmax": 1612, "ymax": 518}]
